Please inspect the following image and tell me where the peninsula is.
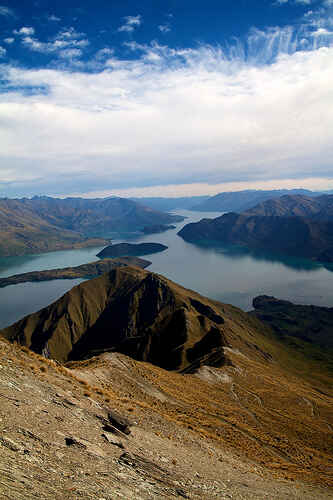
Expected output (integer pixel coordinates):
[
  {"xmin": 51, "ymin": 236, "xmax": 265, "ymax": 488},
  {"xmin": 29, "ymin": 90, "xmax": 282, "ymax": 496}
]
[{"xmin": 0, "ymin": 257, "xmax": 151, "ymax": 288}]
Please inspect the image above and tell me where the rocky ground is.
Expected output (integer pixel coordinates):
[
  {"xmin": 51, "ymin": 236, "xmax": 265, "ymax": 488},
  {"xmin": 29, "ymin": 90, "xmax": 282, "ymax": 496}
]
[{"xmin": 0, "ymin": 338, "xmax": 332, "ymax": 500}]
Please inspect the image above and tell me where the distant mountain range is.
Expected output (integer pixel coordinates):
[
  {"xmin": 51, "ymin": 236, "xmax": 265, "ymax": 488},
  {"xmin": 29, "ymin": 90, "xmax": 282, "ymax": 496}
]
[
  {"xmin": 245, "ymin": 194, "xmax": 333, "ymax": 220},
  {"xmin": 0, "ymin": 196, "xmax": 183, "ymax": 257},
  {"xmin": 130, "ymin": 196, "xmax": 210, "ymax": 211},
  {"xmin": 191, "ymin": 189, "xmax": 317, "ymax": 212}
]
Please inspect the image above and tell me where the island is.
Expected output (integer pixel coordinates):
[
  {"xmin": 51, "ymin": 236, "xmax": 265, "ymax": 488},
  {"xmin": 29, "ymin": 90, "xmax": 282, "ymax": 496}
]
[
  {"xmin": 0, "ymin": 257, "xmax": 151, "ymax": 288},
  {"xmin": 96, "ymin": 242, "xmax": 168, "ymax": 258},
  {"xmin": 142, "ymin": 224, "xmax": 176, "ymax": 234}
]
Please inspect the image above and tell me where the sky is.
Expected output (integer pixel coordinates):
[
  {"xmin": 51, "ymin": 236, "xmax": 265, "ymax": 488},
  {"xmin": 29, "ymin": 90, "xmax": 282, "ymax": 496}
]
[{"xmin": 0, "ymin": 0, "xmax": 333, "ymax": 199}]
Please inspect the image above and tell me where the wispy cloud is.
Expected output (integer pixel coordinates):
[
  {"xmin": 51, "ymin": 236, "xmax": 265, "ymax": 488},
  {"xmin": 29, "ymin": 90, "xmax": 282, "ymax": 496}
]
[
  {"xmin": 18, "ymin": 27, "xmax": 89, "ymax": 56},
  {"xmin": 0, "ymin": 46, "xmax": 6, "ymax": 57},
  {"xmin": 58, "ymin": 48, "xmax": 82, "ymax": 59},
  {"xmin": 3, "ymin": 37, "xmax": 14, "ymax": 44},
  {"xmin": 158, "ymin": 24, "xmax": 171, "ymax": 34},
  {"xmin": 118, "ymin": 15, "xmax": 142, "ymax": 33},
  {"xmin": 0, "ymin": 5, "xmax": 14, "ymax": 17}
]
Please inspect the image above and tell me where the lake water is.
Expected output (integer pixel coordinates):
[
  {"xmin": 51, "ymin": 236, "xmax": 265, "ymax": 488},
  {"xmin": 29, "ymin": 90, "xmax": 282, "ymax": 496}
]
[{"xmin": 1, "ymin": 209, "xmax": 333, "ymax": 329}]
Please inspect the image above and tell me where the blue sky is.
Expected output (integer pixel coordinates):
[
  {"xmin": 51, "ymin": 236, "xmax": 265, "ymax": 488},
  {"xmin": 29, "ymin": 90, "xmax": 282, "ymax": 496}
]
[{"xmin": 1, "ymin": 0, "xmax": 333, "ymax": 198}]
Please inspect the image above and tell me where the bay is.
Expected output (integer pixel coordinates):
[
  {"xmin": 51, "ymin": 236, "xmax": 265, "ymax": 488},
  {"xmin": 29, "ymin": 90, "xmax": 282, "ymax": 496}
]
[{"xmin": 1, "ymin": 209, "xmax": 333, "ymax": 329}]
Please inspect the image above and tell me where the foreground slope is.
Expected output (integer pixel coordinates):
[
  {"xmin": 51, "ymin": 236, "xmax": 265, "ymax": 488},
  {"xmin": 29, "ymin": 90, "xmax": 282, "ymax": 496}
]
[{"xmin": 1, "ymin": 340, "xmax": 332, "ymax": 499}]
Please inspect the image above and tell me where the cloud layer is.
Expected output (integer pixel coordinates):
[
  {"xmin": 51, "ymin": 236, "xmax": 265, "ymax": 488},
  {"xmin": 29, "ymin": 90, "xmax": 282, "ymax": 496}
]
[{"xmin": 1, "ymin": 13, "xmax": 333, "ymax": 197}]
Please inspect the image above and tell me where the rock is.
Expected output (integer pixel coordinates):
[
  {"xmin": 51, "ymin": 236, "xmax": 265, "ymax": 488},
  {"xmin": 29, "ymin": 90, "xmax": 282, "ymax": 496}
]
[
  {"xmin": 102, "ymin": 433, "xmax": 124, "ymax": 449},
  {"xmin": 0, "ymin": 436, "xmax": 23, "ymax": 452},
  {"xmin": 107, "ymin": 410, "xmax": 132, "ymax": 435},
  {"xmin": 65, "ymin": 437, "xmax": 87, "ymax": 449}
]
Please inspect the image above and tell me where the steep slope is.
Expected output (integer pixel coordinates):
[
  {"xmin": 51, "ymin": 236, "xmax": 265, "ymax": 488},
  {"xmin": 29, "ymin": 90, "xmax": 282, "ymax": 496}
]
[
  {"xmin": 0, "ymin": 196, "xmax": 183, "ymax": 256},
  {"xmin": 245, "ymin": 193, "xmax": 333, "ymax": 220},
  {"xmin": 178, "ymin": 212, "xmax": 333, "ymax": 262},
  {"xmin": 191, "ymin": 189, "xmax": 315, "ymax": 212}
]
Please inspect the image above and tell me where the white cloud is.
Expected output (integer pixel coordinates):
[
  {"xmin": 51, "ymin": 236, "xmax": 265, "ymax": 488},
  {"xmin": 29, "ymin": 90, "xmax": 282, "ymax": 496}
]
[
  {"xmin": 3, "ymin": 37, "xmax": 14, "ymax": 44},
  {"xmin": 58, "ymin": 48, "xmax": 82, "ymax": 59},
  {"xmin": 158, "ymin": 24, "xmax": 171, "ymax": 34},
  {"xmin": 48, "ymin": 14, "xmax": 61, "ymax": 22},
  {"xmin": 14, "ymin": 27, "xmax": 35, "ymax": 36},
  {"xmin": 0, "ymin": 46, "xmax": 6, "ymax": 57},
  {"xmin": 1, "ymin": 22, "xmax": 333, "ymax": 197},
  {"xmin": 0, "ymin": 5, "xmax": 14, "ymax": 17},
  {"xmin": 118, "ymin": 15, "xmax": 142, "ymax": 33},
  {"xmin": 312, "ymin": 27, "xmax": 333, "ymax": 35}
]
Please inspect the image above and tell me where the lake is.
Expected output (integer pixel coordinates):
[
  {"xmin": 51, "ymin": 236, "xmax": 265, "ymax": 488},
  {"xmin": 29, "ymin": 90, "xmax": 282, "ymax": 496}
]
[{"xmin": 1, "ymin": 209, "xmax": 333, "ymax": 329}]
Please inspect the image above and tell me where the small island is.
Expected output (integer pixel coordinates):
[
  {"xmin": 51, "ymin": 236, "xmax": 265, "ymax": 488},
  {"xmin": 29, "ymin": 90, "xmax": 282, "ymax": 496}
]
[
  {"xmin": 0, "ymin": 257, "xmax": 151, "ymax": 288},
  {"xmin": 142, "ymin": 224, "xmax": 176, "ymax": 234},
  {"xmin": 97, "ymin": 242, "xmax": 168, "ymax": 258}
]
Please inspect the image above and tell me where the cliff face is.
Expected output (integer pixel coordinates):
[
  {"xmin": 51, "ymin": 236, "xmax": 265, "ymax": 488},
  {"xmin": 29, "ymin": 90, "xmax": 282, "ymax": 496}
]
[
  {"xmin": 178, "ymin": 212, "xmax": 333, "ymax": 262},
  {"xmin": 1, "ymin": 266, "xmax": 243, "ymax": 372},
  {"xmin": 245, "ymin": 194, "xmax": 333, "ymax": 220}
]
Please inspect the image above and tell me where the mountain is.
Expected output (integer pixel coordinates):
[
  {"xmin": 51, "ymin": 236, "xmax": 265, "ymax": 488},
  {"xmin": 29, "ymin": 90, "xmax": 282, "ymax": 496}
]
[
  {"xmin": 178, "ymin": 212, "xmax": 333, "ymax": 262},
  {"xmin": 0, "ymin": 196, "xmax": 183, "ymax": 256},
  {"xmin": 0, "ymin": 197, "xmax": 108, "ymax": 257},
  {"xmin": 96, "ymin": 242, "xmax": 168, "ymax": 258},
  {"xmin": 245, "ymin": 194, "xmax": 333, "ymax": 220},
  {"xmin": 191, "ymin": 189, "xmax": 316, "ymax": 212},
  {"xmin": 0, "ymin": 257, "xmax": 151, "ymax": 288},
  {"xmin": 0, "ymin": 266, "xmax": 231, "ymax": 369},
  {"xmin": 131, "ymin": 196, "xmax": 210, "ymax": 211},
  {"xmin": 1, "ymin": 268, "xmax": 333, "ymax": 495}
]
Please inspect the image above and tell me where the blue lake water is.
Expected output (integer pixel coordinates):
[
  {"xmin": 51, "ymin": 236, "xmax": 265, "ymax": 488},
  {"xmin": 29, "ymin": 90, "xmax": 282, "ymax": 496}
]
[{"xmin": 1, "ymin": 209, "xmax": 333, "ymax": 329}]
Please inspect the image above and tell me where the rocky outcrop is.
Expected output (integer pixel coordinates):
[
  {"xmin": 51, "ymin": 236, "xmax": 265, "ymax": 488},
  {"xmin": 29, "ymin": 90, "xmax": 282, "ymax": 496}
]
[
  {"xmin": 178, "ymin": 212, "xmax": 333, "ymax": 262},
  {"xmin": 0, "ymin": 266, "xmax": 232, "ymax": 372},
  {"xmin": 0, "ymin": 257, "xmax": 151, "ymax": 288},
  {"xmin": 97, "ymin": 243, "xmax": 168, "ymax": 258},
  {"xmin": 251, "ymin": 295, "xmax": 333, "ymax": 350}
]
